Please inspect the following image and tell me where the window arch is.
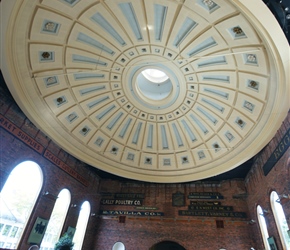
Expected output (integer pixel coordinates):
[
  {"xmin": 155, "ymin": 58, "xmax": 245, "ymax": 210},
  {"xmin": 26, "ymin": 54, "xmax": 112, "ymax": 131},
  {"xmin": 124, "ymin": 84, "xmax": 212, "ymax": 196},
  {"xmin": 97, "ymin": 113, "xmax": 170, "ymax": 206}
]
[
  {"xmin": 72, "ymin": 201, "xmax": 90, "ymax": 250},
  {"xmin": 40, "ymin": 188, "xmax": 71, "ymax": 250},
  {"xmin": 270, "ymin": 191, "xmax": 290, "ymax": 249},
  {"xmin": 112, "ymin": 242, "xmax": 125, "ymax": 250},
  {"xmin": 257, "ymin": 205, "xmax": 270, "ymax": 250},
  {"xmin": 0, "ymin": 161, "xmax": 43, "ymax": 249}
]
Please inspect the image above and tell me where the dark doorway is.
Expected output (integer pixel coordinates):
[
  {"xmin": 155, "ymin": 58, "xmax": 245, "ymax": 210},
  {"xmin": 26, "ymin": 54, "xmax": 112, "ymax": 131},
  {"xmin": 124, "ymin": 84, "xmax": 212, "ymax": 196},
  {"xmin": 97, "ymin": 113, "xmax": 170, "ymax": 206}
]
[{"xmin": 150, "ymin": 241, "xmax": 186, "ymax": 250}]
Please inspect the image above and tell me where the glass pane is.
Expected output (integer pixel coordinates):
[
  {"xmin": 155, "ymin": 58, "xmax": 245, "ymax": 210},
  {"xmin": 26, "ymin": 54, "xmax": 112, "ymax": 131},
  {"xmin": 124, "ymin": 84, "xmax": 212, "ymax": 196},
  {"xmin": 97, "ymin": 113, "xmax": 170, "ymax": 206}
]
[
  {"xmin": 257, "ymin": 205, "xmax": 270, "ymax": 250},
  {"xmin": 40, "ymin": 189, "xmax": 71, "ymax": 250},
  {"xmin": 72, "ymin": 201, "xmax": 90, "ymax": 250},
  {"xmin": 0, "ymin": 161, "xmax": 43, "ymax": 249},
  {"xmin": 270, "ymin": 191, "xmax": 290, "ymax": 249}
]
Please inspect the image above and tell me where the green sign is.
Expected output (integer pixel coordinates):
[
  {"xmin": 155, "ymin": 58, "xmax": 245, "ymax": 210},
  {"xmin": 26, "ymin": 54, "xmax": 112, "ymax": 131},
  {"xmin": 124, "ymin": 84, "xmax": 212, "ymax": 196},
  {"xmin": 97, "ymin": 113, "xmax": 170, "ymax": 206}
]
[
  {"xmin": 188, "ymin": 205, "xmax": 233, "ymax": 211},
  {"xmin": 27, "ymin": 217, "xmax": 48, "ymax": 244},
  {"xmin": 178, "ymin": 210, "xmax": 247, "ymax": 218}
]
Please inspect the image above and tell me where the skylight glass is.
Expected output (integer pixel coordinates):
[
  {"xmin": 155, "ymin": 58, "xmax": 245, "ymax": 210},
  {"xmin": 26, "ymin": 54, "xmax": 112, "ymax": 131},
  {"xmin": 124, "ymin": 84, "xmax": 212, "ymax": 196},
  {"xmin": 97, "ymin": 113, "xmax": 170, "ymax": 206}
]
[{"xmin": 142, "ymin": 69, "xmax": 169, "ymax": 83}]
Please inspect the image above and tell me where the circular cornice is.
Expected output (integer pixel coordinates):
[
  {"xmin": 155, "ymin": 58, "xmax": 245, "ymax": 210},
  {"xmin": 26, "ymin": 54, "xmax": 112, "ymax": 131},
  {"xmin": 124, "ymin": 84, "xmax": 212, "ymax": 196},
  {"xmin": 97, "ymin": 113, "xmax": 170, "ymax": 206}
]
[{"xmin": 1, "ymin": 0, "xmax": 289, "ymax": 183}]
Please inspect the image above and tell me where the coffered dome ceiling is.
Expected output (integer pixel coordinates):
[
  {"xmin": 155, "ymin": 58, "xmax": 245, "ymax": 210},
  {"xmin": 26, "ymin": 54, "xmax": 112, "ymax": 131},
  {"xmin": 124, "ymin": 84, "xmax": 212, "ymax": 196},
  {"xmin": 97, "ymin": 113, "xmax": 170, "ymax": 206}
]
[{"xmin": 1, "ymin": 0, "xmax": 289, "ymax": 182}]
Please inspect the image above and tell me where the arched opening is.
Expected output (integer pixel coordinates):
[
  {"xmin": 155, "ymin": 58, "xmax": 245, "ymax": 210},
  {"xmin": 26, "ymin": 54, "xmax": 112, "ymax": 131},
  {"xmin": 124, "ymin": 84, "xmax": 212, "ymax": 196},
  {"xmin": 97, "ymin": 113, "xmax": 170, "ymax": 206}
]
[
  {"xmin": 72, "ymin": 201, "xmax": 90, "ymax": 250},
  {"xmin": 150, "ymin": 241, "xmax": 186, "ymax": 250},
  {"xmin": 0, "ymin": 161, "xmax": 43, "ymax": 249},
  {"xmin": 40, "ymin": 188, "xmax": 71, "ymax": 249},
  {"xmin": 256, "ymin": 205, "xmax": 270, "ymax": 250},
  {"xmin": 270, "ymin": 191, "xmax": 290, "ymax": 249},
  {"xmin": 112, "ymin": 241, "xmax": 125, "ymax": 250}
]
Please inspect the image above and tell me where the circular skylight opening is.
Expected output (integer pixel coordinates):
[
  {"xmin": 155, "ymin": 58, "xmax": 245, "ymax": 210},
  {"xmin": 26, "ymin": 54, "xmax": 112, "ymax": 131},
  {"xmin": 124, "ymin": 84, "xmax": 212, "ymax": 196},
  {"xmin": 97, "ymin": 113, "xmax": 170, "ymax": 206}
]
[
  {"xmin": 142, "ymin": 68, "xmax": 169, "ymax": 83},
  {"xmin": 137, "ymin": 69, "xmax": 172, "ymax": 101}
]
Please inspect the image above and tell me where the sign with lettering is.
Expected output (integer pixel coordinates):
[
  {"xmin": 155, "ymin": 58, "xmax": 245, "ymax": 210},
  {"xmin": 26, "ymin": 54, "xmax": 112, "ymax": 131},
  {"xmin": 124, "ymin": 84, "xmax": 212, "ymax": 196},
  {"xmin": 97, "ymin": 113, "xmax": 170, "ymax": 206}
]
[
  {"xmin": 0, "ymin": 114, "xmax": 44, "ymax": 154},
  {"xmin": 100, "ymin": 210, "xmax": 164, "ymax": 216},
  {"xmin": 188, "ymin": 194, "xmax": 224, "ymax": 200},
  {"xmin": 101, "ymin": 199, "xmax": 142, "ymax": 206},
  {"xmin": 114, "ymin": 193, "xmax": 145, "ymax": 199},
  {"xmin": 188, "ymin": 205, "xmax": 233, "ymax": 211},
  {"xmin": 263, "ymin": 128, "xmax": 290, "ymax": 176},
  {"xmin": 0, "ymin": 114, "xmax": 89, "ymax": 187},
  {"xmin": 178, "ymin": 210, "xmax": 247, "ymax": 218},
  {"xmin": 44, "ymin": 149, "xmax": 88, "ymax": 186},
  {"xmin": 190, "ymin": 201, "xmax": 221, "ymax": 206},
  {"xmin": 189, "ymin": 192, "xmax": 221, "ymax": 196},
  {"xmin": 135, "ymin": 206, "xmax": 159, "ymax": 210}
]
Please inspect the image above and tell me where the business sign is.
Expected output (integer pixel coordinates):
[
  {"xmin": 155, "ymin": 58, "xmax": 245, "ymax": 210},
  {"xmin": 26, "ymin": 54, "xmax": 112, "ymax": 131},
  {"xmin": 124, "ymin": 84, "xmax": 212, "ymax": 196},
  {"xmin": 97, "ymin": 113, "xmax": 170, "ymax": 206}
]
[
  {"xmin": 114, "ymin": 193, "xmax": 145, "ymax": 199},
  {"xmin": 0, "ymin": 114, "xmax": 44, "ymax": 154},
  {"xmin": 189, "ymin": 192, "xmax": 221, "ymax": 196},
  {"xmin": 100, "ymin": 210, "xmax": 164, "ymax": 216},
  {"xmin": 0, "ymin": 114, "xmax": 88, "ymax": 186},
  {"xmin": 101, "ymin": 199, "xmax": 142, "ymax": 206},
  {"xmin": 44, "ymin": 149, "xmax": 89, "ymax": 186},
  {"xmin": 178, "ymin": 210, "xmax": 247, "ymax": 218},
  {"xmin": 263, "ymin": 128, "xmax": 290, "ymax": 176},
  {"xmin": 188, "ymin": 195, "xmax": 224, "ymax": 200},
  {"xmin": 188, "ymin": 205, "xmax": 233, "ymax": 211},
  {"xmin": 135, "ymin": 206, "xmax": 159, "ymax": 210},
  {"xmin": 190, "ymin": 201, "xmax": 221, "ymax": 206}
]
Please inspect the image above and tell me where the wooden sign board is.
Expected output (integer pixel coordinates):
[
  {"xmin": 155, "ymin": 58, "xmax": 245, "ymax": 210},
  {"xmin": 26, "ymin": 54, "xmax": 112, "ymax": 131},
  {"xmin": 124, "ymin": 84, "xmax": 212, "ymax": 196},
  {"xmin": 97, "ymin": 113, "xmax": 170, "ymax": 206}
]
[
  {"xmin": 189, "ymin": 192, "xmax": 221, "ymax": 196},
  {"xmin": 188, "ymin": 195, "xmax": 224, "ymax": 200},
  {"xmin": 263, "ymin": 128, "xmax": 290, "ymax": 176},
  {"xmin": 135, "ymin": 206, "xmax": 159, "ymax": 210},
  {"xmin": 190, "ymin": 201, "xmax": 221, "ymax": 206},
  {"xmin": 178, "ymin": 210, "xmax": 247, "ymax": 218},
  {"xmin": 100, "ymin": 210, "xmax": 164, "ymax": 216},
  {"xmin": 188, "ymin": 205, "xmax": 233, "ymax": 211},
  {"xmin": 101, "ymin": 199, "xmax": 142, "ymax": 206}
]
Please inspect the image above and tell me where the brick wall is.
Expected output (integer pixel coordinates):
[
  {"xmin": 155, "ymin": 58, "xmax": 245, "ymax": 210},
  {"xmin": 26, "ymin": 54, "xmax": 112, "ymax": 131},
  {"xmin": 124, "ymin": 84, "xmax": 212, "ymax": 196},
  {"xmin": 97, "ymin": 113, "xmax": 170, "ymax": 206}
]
[
  {"xmin": 0, "ymin": 73, "xmax": 101, "ymax": 250},
  {"xmin": 95, "ymin": 180, "xmax": 256, "ymax": 250},
  {"xmin": 245, "ymin": 111, "xmax": 290, "ymax": 250}
]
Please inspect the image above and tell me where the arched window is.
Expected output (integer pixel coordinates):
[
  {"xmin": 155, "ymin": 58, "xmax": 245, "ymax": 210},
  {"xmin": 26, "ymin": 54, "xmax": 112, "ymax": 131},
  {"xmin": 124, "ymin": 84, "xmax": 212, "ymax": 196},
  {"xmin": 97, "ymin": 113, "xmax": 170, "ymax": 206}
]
[
  {"xmin": 0, "ymin": 161, "xmax": 43, "ymax": 249},
  {"xmin": 270, "ymin": 191, "xmax": 290, "ymax": 249},
  {"xmin": 72, "ymin": 201, "xmax": 90, "ymax": 250},
  {"xmin": 257, "ymin": 205, "xmax": 270, "ymax": 250},
  {"xmin": 112, "ymin": 242, "xmax": 125, "ymax": 250},
  {"xmin": 40, "ymin": 188, "xmax": 71, "ymax": 250}
]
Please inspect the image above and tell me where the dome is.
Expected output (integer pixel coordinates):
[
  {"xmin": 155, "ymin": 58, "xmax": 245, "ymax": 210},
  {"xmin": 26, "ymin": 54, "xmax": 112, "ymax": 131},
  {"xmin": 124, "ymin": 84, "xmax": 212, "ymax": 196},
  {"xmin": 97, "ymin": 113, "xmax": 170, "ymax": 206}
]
[{"xmin": 1, "ymin": 0, "xmax": 289, "ymax": 182}]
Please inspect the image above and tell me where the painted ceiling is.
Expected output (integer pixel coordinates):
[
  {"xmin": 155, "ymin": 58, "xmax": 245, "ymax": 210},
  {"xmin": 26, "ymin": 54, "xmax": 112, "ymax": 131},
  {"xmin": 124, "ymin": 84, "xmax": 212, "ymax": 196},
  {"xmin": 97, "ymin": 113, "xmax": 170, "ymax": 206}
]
[{"xmin": 1, "ymin": 0, "xmax": 289, "ymax": 182}]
